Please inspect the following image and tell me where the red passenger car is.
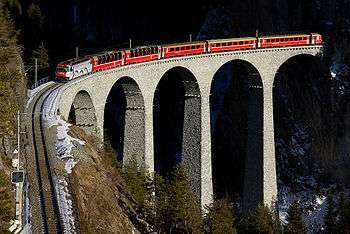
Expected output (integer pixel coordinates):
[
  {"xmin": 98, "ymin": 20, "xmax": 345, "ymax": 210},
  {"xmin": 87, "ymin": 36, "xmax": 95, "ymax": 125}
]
[
  {"xmin": 162, "ymin": 41, "xmax": 206, "ymax": 58},
  {"xmin": 90, "ymin": 51, "xmax": 124, "ymax": 72},
  {"xmin": 259, "ymin": 34, "xmax": 311, "ymax": 48},
  {"xmin": 207, "ymin": 37, "xmax": 257, "ymax": 52},
  {"xmin": 124, "ymin": 46, "xmax": 161, "ymax": 64}
]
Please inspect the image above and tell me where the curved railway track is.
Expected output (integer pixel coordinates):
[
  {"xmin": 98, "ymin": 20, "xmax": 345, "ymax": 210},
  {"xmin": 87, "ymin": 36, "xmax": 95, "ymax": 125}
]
[{"xmin": 26, "ymin": 83, "xmax": 63, "ymax": 233}]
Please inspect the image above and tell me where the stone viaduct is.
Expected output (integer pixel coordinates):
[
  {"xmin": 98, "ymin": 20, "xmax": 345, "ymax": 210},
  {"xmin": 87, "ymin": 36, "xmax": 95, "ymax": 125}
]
[{"xmin": 54, "ymin": 45, "xmax": 323, "ymax": 212}]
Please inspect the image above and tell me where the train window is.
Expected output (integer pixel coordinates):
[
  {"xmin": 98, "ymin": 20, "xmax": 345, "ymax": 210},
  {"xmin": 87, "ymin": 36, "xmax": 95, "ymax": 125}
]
[
  {"xmin": 191, "ymin": 45, "xmax": 195, "ymax": 49},
  {"xmin": 176, "ymin": 47, "xmax": 179, "ymax": 51},
  {"xmin": 239, "ymin": 41, "xmax": 243, "ymax": 45}
]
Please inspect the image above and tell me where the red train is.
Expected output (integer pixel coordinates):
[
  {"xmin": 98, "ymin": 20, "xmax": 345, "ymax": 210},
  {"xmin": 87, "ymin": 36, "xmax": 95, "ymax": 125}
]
[{"xmin": 55, "ymin": 33, "xmax": 322, "ymax": 81}]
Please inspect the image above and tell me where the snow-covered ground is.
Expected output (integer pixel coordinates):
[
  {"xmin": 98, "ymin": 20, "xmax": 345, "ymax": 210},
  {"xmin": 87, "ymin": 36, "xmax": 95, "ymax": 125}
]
[
  {"xmin": 52, "ymin": 115, "xmax": 85, "ymax": 174},
  {"xmin": 54, "ymin": 176, "xmax": 76, "ymax": 234},
  {"xmin": 279, "ymin": 184, "xmax": 328, "ymax": 233}
]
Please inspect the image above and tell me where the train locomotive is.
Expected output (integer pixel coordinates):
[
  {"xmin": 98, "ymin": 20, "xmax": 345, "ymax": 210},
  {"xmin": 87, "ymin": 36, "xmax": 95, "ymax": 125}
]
[{"xmin": 55, "ymin": 33, "xmax": 322, "ymax": 81}]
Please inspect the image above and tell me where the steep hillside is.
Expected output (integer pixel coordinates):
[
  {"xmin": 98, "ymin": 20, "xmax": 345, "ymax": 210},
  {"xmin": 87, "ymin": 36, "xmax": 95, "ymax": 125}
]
[{"xmin": 51, "ymin": 124, "xmax": 149, "ymax": 233}]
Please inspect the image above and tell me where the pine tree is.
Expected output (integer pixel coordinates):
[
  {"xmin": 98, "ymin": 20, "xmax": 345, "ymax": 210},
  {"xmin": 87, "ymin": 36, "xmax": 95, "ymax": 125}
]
[
  {"xmin": 285, "ymin": 202, "xmax": 306, "ymax": 234},
  {"xmin": 23, "ymin": 3, "xmax": 44, "ymax": 58},
  {"xmin": 203, "ymin": 197, "xmax": 237, "ymax": 234},
  {"xmin": 32, "ymin": 42, "xmax": 49, "ymax": 69},
  {"xmin": 0, "ymin": 5, "xmax": 26, "ymax": 137},
  {"xmin": 31, "ymin": 41, "xmax": 49, "ymax": 81},
  {"xmin": 324, "ymin": 195, "xmax": 337, "ymax": 233},
  {"xmin": 154, "ymin": 165, "xmax": 202, "ymax": 233},
  {"xmin": 245, "ymin": 204, "xmax": 275, "ymax": 233},
  {"xmin": 3, "ymin": 0, "xmax": 21, "ymax": 15},
  {"xmin": 338, "ymin": 192, "xmax": 350, "ymax": 233},
  {"xmin": 123, "ymin": 158, "xmax": 155, "ymax": 230},
  {"xmin": 0, "ymin": 6, "xmax": 19, "ymax": 64}
]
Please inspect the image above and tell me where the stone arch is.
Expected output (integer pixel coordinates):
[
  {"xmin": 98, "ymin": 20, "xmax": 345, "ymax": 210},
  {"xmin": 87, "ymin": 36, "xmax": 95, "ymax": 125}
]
[
  {"xmin": 153, "ymin": 66, "xmax": 202, "ymax": 204},
  {"xmin": 273, "ymin": 54, "xmax": 328, "ymax": 207},
  {"xmin": 104, "ymin": 76, "xmax": 145, "ymax": 166},
  {"xmin": 68, "ymin": 90, "xmax": 98, "ymax": 136},
  {"xmin": 210, "ymin": 59, "xmax": 264, "ymax": 213}
]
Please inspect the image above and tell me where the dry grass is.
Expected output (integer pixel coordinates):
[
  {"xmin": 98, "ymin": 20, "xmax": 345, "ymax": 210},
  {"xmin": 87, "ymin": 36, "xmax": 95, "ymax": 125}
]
[{"xmin": 67, "ymin": 126, "xmax": 141, "ymax": 234}]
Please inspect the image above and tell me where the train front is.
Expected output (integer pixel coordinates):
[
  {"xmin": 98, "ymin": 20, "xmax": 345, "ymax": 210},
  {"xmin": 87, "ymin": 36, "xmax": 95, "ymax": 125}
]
[{"xmin": 55, "ymin": 64, "xmax": 70, "ymax": 81}]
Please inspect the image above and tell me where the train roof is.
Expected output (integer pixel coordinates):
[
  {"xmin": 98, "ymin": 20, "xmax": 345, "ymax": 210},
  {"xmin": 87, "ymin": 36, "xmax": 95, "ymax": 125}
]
[
  {"xmin": 124, "ymin": 45, "xmax": 160, "ymax": 51},
  {"xmin": 162, "ymin": 41, "xmax": 206, "ymax": 48},
  {"xmin": 59, "ymin": 57, "xmax": 90, "ymax": 66},
  {"xmin": 88, "ymin": 50, "xmax": 124, "ymax": 58},
  {"xmin": 207, "ymin": 37, "xmax": 256, "ymax": 43},
  {"xmin": 259, "ymin": 33, "xmax": 312, "ymax": 39}
]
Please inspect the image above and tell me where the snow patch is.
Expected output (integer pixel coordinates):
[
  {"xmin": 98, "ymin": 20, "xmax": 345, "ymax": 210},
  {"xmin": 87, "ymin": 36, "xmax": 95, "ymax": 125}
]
[
  {"xmin": 330, "ymin": 62, "xmax": 350, "ymax": 79},
  {"xmin": 51, "ymin": 115, "xmax": 85, "ymax": 174},
  {"xmin": 279, "ymin": 185, "xmax": 328, "ymax": 233},
  {"xmin": 55, "ymin": 176, "xmax": 76, "ymax": 233},
  {"xmin": 330, "ymin": 50, "xmax": 350, "ymax": 80}
]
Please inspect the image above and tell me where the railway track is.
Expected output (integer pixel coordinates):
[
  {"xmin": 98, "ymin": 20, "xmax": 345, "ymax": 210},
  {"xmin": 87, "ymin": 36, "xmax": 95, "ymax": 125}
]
[{"xmin": 26, "ymin": 83, "xmax": 63, "ymax": 233}]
